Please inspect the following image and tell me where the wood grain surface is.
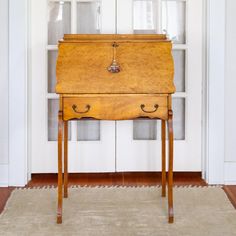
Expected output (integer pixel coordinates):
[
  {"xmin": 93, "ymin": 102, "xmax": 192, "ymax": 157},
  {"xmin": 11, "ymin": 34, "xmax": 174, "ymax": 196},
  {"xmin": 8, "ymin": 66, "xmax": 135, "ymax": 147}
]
[
  {"xmin": 62, "ymin": 34, "xmax": 168, "ymax": 42},
  {"xmin": 56, "ymin": 35, "xmax": 175, "ymax": 94},
  {"xmin": 63, "ymin": 94, "xmax": 168, "ymax": 120}
]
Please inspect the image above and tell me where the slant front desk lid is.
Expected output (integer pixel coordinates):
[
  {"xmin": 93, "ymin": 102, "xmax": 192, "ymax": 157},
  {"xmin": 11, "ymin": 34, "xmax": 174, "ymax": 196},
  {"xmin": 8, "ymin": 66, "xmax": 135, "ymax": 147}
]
[{"xmin": 56, "ymin": 34, "xmax": 175, "ymax": 94}]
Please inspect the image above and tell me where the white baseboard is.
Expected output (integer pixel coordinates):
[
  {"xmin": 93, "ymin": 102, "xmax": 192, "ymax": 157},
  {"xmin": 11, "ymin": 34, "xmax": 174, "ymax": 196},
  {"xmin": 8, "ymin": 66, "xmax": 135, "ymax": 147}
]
[
  {"xmin": 224, "ymin": 162, "xmax": 236, "ymax": 185},
  {"xmin": 0, "ymin": 164, "xmax": 8, "ymax": 186}
]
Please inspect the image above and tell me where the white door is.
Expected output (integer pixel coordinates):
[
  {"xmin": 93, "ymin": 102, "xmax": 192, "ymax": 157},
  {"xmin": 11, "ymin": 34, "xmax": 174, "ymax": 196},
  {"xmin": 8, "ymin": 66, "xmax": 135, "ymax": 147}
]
[
  {"xmin": 31, "ymin": 0, "xmax": 117, "ymax": 173},
  {"xmin": 30, "ymin": 0, "xmax": 203, "ymax": 173},
  {"xmin": 116, "ymin": 0, "xmax": 203, "ymax": 171}
]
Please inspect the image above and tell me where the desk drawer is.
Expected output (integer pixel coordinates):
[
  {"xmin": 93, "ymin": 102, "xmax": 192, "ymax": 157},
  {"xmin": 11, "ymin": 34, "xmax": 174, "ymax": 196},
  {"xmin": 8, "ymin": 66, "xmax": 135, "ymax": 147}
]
[{"xmin": 63, "ymin": 95, "xmax": 168, "ymax": 121}]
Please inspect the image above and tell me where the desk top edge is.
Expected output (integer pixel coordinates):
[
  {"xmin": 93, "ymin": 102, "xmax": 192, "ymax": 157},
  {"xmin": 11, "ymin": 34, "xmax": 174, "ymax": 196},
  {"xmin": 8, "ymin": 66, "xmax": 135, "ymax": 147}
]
[{"xmin": 59, "ymin": 34, "xmax": 171, "ymax": 43}]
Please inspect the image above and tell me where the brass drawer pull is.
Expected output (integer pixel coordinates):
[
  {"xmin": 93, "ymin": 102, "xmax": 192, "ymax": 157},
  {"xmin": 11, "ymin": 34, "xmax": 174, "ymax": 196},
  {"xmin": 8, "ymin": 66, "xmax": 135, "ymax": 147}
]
[
  {"xmin": 140, "ymin": 104, "xmax": 159, "ymax": 113},
  {"xmin": 72, "ymin": 104, "xmax": 90, "ymax": 114}
]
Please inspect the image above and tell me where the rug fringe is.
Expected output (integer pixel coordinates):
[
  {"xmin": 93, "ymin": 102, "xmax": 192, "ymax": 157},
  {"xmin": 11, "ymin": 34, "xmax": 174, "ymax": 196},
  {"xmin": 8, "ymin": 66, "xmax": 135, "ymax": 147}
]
[{"xmin": 14, "ymin": 184, "xmax": 223, "ymax": 190}]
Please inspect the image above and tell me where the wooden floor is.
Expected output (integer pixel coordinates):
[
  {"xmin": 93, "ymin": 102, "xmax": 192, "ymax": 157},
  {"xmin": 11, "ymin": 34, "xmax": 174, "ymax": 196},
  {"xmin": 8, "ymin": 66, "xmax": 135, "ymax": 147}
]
[
  {"xmin": 26, "ymin": 172, "xmax": 207, "ymax": 187},
  {"xmin": 0, "ymin": 172, "xmax": 236, "ymax": 215}
]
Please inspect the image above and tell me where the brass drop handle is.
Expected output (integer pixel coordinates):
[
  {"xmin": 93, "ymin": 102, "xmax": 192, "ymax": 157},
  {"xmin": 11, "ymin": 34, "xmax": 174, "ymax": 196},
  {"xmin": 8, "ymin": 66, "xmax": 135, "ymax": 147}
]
[
  {"xmin": 140, "ymin": 104, "xmax": 159, "ymax": 113},
  {"xmin": 72, "ymin": 104, "xmax": 90, "ymax": 114},
  {"xmin": 107, "ymin": 42, "xmax": 121, "ymax": 73}
]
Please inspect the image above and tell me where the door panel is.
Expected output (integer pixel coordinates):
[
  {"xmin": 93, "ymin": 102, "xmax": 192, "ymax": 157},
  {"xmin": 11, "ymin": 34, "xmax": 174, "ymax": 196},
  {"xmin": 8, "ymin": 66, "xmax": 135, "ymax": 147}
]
[
  {"xmin": 116, "ymin": 0, "xmax": 202, "ymax": 171},
  {"xmin": 76, "ymin": 1, "xmax": 101, "ymax": 33},
  {"xmin": 31, "ymin": 0, "xmax": 116, "ymax": 173},
  {"xmin": 133, "ymin": 0, "xmax": 158, "ymax": 33}
]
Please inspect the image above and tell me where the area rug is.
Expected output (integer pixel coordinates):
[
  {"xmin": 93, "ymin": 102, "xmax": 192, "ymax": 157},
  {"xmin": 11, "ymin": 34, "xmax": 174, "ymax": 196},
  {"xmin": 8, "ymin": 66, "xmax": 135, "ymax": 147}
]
[{"xmin": 0, "ymin": 186, "xmax": 236, "ymax": 236}]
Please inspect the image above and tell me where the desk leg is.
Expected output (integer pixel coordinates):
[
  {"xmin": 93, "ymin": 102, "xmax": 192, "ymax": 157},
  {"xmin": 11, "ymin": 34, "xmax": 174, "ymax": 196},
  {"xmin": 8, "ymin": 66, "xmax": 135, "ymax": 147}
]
[
  {"xmin": 168, "ymin": 110, "xmax": 174, "ymax": 223},
  {"xmin": 64, "ymin": 121, "xmax": 68, "ymax": 198},
  {"xmin": 161, "ymin": 119, "xmax": 166, "ymax": 197},
  {"xmin": 57, "ymin": 111, "xmax": 63, "ymax": 224}
]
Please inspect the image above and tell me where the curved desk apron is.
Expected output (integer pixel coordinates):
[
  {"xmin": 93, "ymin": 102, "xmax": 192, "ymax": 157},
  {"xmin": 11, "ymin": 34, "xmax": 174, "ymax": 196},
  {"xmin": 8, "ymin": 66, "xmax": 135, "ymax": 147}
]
[{"xmin": 56, "ymin": 34, "xmax": 175, "ymax": 224}]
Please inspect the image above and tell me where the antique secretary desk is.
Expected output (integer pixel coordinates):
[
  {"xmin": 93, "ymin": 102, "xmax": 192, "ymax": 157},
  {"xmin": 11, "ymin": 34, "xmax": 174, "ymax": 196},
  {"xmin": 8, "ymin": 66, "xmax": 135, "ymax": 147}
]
[{"xmin": 56, "ymin": 34, "xmax": 175, "ymax": 224}]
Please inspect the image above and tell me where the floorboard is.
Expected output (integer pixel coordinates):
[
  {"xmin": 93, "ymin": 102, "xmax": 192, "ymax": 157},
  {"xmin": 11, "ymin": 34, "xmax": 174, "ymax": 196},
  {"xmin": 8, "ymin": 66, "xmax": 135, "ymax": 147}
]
[
  {"xmin": 26, "ymin": 172, "xmax": 207, "ymax": 187},
  {"xmin": 223, "ymin": 185, "xmax": 236, "ymax": 209}
]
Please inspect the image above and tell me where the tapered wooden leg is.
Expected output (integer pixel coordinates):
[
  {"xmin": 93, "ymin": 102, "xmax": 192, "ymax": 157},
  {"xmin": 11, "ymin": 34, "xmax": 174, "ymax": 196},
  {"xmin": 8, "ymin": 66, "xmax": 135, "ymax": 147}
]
[
  {"xmin": 57, "ymin": 111, "xmax": 63, "ymax": 224},
  {"xmin": 161, "ymin": 119, "xmax": 166, "ymax": 197},
  {"xmin": 168, "ymin": 110, "xmax": 174, "ymax": 223},
  {"xmin": 64, "ymin": 121, "xmax": 68, "ymax": 198}
]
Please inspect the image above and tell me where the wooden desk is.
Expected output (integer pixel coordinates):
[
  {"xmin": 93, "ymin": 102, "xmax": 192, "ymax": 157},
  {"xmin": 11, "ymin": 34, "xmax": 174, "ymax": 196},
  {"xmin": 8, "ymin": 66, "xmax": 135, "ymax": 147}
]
[{"xmin": 56, "ymin": 34, "xmax": 175, "ymax": 224}]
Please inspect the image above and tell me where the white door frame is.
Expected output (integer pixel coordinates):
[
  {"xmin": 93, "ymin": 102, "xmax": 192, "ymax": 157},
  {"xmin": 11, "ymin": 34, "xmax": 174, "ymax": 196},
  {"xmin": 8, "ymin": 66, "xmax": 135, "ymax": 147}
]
[
  {"xmin": 0, "ymin": 0, "xmax": 9, "ymax": 186},
  {"xmin": 7, "ymin": 0, "xmax": 226, "ymax": 186},
  {"xmin": 203, "ymin": 0, "xmax": 225, "ymax": 184}
]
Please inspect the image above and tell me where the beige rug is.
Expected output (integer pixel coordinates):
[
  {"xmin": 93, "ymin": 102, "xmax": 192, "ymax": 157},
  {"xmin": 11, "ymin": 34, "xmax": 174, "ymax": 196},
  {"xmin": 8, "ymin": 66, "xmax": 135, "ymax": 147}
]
[{"xmin": 0, "ymin": 186, "xmax": 236, "ymax": 236}]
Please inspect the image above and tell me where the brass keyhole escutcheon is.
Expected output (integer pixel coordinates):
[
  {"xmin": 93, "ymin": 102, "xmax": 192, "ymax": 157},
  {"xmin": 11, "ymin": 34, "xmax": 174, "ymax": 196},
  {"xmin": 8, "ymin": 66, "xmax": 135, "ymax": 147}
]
[{"xmin": 107, "ymin": 42, "xmax": 121, "ymax": 73}]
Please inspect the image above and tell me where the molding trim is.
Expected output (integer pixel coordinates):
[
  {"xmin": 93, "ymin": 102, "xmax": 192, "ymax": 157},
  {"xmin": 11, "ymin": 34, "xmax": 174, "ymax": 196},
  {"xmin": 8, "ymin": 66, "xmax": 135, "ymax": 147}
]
[
  {"xmin": 0, "ymin": 164, "xmax": 8, "ymax": 187},
  {"xmin": 201, "ymin": 0, "xmax": 207, "ymax": 180},
  {"xmin": 205, "ymin": 0, "xmax": 225, "ymax": 184},
  {"xmin": 224, "ymin": 163, "xmax": 236, "ymax": 185},
  {"xmin": 0, "ymin": 0, "xmax": 9, "ymax": 187},
  {"xmin": 8, "ymin": 0, "xmax": 28, "ymax": 186}
]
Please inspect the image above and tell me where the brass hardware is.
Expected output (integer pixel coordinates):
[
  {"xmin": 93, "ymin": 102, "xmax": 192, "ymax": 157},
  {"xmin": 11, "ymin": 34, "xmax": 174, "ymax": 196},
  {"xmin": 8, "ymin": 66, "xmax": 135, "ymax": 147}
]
[
  {"xmin": 72, "ymin": 104, "xmax": 90, "ymax": 114},
  {"xmin": 140, "ymin": 104, "xmax": 159, "ymax": 113},
  {"xmin": 112, "ymin": 42, "xmax": 119, "ymax": 48},
  {"xmin": 108, "ymin": 61, "xmax": 120, "ymax": 73},
  {"xmin": 107, "ymin": 42, "xmax": 121, "ymax": 73}
]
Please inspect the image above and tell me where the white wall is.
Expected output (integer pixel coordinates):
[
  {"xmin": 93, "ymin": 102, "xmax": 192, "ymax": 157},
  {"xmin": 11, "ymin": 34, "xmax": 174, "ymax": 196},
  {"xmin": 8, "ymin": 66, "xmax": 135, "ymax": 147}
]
[
  {"xmin": 8, "ymin": 0, "xmax": 28, "ymax": 186},
  {"xmin": 224, "ymin": 0, "xmax": 236, "ymax": 184},
  {"xmin": 205, "ymin": 0, "xmax": 225, "ymax": 184},
  {"xmin": 0, "ymin": 0, "xmax": 28, "ymax": 187},
  {"xmin": 0, "ymin": 0, "xmax": 9, "ymax": 186}
]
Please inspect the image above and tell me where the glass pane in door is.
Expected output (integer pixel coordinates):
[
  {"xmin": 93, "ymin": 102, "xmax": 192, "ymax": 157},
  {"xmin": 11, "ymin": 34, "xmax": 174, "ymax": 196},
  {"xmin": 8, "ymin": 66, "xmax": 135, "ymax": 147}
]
[
  {"xmin": 173, "ymin": 50, "xmax": 185, "ymax": 92},
  {"xmin": 133, "ymin": 0, "xmax": 157, "ymax": 34},
  {"xmin": 161, "ymin": 0, "xmax": 186, "ymax": 44},
  {"xmin": 48, "ymin": 50, "xmax": 58, "ymax": 93},
  {"xmin": 77, "ymin": 1, "xmax": 101, "ymax": 33},
  {"xmin": 154, "ymin": 98, "xmax": 186, "ymax": 141},
  {"xmin": 48, "ymin": 99, "xmax": 71, "ymax": 141},
  {"xmin": 133, "ymin": 120, "xmax": 157, "ymax": 140},
  {"xmin": 173, "ymin": 98, "xmax": 185, "ymax": 140},
  {"xmin": 48, "ymin": 99, "xmax": 58, "ymax": 141},
  {"xmin": 48, "ymin": 1, "xmax": 71, "ymax": 45},
  {"xmin": 77, "ymin": 120, "xmax": 100, "ymax": 141}
]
